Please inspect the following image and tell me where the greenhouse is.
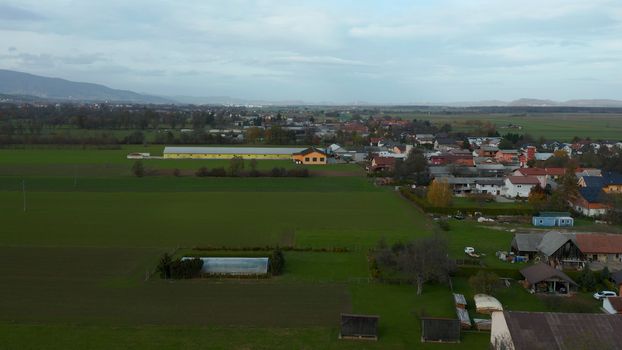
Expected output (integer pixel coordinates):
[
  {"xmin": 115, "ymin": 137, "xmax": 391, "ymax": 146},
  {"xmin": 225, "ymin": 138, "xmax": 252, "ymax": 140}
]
[{"xmin": 183, "ymin": 257, "xmax": 269, "ymax": 275}]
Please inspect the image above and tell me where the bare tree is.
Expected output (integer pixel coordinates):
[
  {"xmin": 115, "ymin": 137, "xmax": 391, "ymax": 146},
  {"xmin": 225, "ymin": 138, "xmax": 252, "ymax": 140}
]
[{"xmin": 396, "ymin": 236, "xmax": 455, "ymax": 295}]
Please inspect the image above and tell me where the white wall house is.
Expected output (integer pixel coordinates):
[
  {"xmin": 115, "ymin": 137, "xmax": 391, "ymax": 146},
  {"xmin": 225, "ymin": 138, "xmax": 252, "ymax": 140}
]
[{"xmin": 503, "ymin": 176, "xmax": 540, "ymax": 198}]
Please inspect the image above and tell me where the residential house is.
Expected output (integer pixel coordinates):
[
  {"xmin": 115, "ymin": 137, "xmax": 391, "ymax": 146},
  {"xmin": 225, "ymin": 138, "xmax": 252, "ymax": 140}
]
[
  {"xmin": 495, "ymin": 149, "xmax": 520, "ymax": 164},
  {"xmin": 603, "ymin": 297, "xmax": 622, "ymax": 315},
  {"xmin": 477, "ymin": 145, "xmax": 499, "ymax": 157},
  {"xmin": 369, "ymin": 156, "xmax": 396, "ymax": 173},
  {"xmin": 475, "ymin": 178, "xmax": 505, "ymax": 195},
  {"xmin": 415, "ymin": 134, "xmax": 435, "ymax": 146},
  {"xmin": 292, "ymin": 147, "xmax": 328, "ymax": 165},
  {"xmin": 572, "ymin": 187, "xmax": 609, "ymax": 217},
  {"xmin": 434, "ymin": 138, "xmax": 460, "ymax": 152},
  {"xmin": 532, "ymin": 212, "xmax": 574, "ymax": 227},
  {"xmin": 490, "ymin": 311, "xmax": 622, "ymax": 350},
  {"xmin": 519, "ymin": 263, "xmax": 578, "ymax": 295},
  {"xmin": 503, "ymin": 176, "xmax": 540, "ymax": 198}
]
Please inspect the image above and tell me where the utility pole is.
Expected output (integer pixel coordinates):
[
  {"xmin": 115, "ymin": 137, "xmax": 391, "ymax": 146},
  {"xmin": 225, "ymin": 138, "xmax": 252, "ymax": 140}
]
[{"xmin": 22, "ymin": 179, "xmax": 26, "ymax": 212}]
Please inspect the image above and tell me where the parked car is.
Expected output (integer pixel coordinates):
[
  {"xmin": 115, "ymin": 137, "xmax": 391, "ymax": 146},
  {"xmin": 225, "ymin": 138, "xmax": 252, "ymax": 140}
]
[{"xmin": 593, "ymin": 291, "xmax": 617, "ymax": 300}]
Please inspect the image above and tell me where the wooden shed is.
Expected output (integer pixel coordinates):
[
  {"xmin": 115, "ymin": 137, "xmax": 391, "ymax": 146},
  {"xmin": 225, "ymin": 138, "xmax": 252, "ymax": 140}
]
[
  {"xmin": 339, "ymin": 313, "xmax": 379, "ymax": 341},
  {"xmin": 421, "ymin": 317, "xmax": 461, "ymax": 343}
]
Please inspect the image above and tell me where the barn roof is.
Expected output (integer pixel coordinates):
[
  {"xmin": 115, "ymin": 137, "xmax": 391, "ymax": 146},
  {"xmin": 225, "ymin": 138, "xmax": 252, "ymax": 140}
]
[
  {"xmin": 502, "ymin": 311, "xmax": 622, "ymax": 350},
  {"xmin": 536, "ymin": 232, "xmax": 576, "ymax": 257},
  {"xmin": 163, "ymin": 146, "xmax": 306, "ymax": 155},
  {"xmin": 519, "ymin": 263, "xmax": 577, "ymax": 286},
  {"xmin": 512, "ymin": 233, "xmax": 544, "ymax": 252},
  {"xmin": 575, "ymin": 233, "xmax": 622, "ymax": 254}
]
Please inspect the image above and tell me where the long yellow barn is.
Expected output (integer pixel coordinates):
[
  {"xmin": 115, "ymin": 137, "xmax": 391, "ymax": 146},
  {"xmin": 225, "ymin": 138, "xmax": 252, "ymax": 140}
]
[{"xmin": 163, "ymin": 146, "xmax": 326, "ymax": 163}]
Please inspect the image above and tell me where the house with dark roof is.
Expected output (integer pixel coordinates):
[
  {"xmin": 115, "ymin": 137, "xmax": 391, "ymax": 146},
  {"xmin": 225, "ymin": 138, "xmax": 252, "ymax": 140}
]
[
  {"xmin": 292, "ymin": 147, "xmax": 327, "ymax": 165},
  {"xmin": 572, "ymin": 187, "xmax": 609, "ymax": 217},
  {"xmin": 519, "ymin": 263, "xmax": 578, "ymax": 295},
  {"xmin": 491, "ymin": 311, "xmax": 622, "ymax": 350}
]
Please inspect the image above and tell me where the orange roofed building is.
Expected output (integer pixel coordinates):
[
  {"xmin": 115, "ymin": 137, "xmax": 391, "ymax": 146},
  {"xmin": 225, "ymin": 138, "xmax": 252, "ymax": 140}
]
[{"xmin": 292, "ymin": 147, "xmax": 328, "ymax": 165}]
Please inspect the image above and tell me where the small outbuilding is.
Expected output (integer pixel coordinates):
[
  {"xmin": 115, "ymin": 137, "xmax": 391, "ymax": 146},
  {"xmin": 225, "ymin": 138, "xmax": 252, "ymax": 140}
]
[
  {"xmin": 519, "ymin": 263, "xmax": 578, "ymax": 295},
  {"xmin": 339, "ymin": 313, "xmax": 379, "ymax": 341},
  {"xmin": 474, "ymin": 294, "xmax": 503, "ymax": 314},
  {"xmin": 421, "ymin": 317, "xmax": 460, "ymax": 343},
  {"xmin": 453, "ymin": 293, "xmax": 467, "ymax": 309},
  {"xmin": 604, "ymin": 296, "xmax": 622, "ymax": 314},
  {"xmin": 532, "ymin": 212, "xmax": 574, "ymax": 227}
]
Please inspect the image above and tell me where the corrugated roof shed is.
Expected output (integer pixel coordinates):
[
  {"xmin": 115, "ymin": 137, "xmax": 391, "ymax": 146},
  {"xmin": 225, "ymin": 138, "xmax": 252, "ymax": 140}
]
[
  {"xmin": 503, "ymin": 311, "xmax": 622, "ymax": 350},
  {"xmin": 421, "ymin": 317, "xmax": 461, "ymax": 342},
  {"xmin": 163, "ymin": 146, "xmax": 306, "ymax": 155}
]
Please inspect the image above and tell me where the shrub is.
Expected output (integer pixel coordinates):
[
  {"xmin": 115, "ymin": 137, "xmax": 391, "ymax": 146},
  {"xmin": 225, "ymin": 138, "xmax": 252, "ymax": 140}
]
[
  {"xmin": 271, "ymin": 167, "xmax": 287, "ymax": 177},
  {"xmin": 209, "ymin": 167, "xmax": 227, "ymax": 177},
  {"xmin": 577, "ymin": 268, "xmax": 598, "ymax": 292},
  {"xmin": 438, "ymin": 219, "xmax": 450, "ymax": 231},
  {"xmin": 195, "ymin": 166, "xmax": 209, "ymax": 177},
  {"xmin": 469, "ymin": 270, "xmax": 500, "ymax": 294},
  {"xmin": 287, "ymin": 168, "xmax": 309, "ymax": 177},
  {"xmin": 269, "ymin": 249, "xmax": 285, "ymax": 275},
  {"xmin": 170, "ymin": 258, "xmax": 204, "ymax": 279},
  {"xmin": 132, "ymin": 160, "xmax": 145, "ymax": 177}
]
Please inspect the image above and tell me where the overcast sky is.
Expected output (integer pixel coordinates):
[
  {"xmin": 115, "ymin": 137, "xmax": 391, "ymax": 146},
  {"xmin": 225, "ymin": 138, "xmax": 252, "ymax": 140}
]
[{"xmin": 1, "ymin": 0, "xmax": 622, "ymax": 103}]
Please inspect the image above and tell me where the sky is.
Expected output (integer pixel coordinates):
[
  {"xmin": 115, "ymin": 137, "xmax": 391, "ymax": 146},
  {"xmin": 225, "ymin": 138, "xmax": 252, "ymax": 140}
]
[{"xmin": 1, "ymin": 0, "xmax": 622, "ymax": 103}]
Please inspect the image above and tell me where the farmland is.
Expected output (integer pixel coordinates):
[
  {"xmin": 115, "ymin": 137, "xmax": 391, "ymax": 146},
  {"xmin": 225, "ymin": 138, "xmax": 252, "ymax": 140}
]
[
  {"xmin": 0, "ymin": 147, "xmax": 602, "ymax": 349},
  {"xmin": 406, "ymin": 112, "xmax": 622, "ymax": 141}
]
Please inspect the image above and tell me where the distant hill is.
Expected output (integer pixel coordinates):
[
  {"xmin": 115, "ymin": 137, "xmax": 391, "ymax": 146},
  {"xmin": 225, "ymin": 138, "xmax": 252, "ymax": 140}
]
[{"xmin": 0, "ymin": 69, "xmax": 173, "ymax": 104}]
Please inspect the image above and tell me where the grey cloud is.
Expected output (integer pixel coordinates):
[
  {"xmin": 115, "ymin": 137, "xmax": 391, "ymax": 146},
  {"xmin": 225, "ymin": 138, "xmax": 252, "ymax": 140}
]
[{"xmin": 0, "ymin": 4, "xmax": 44, "ymax": 21}]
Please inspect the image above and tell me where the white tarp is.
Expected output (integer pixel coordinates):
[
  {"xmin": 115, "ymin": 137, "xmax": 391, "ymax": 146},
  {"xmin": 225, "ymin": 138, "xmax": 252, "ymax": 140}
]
[{"xmin": 474, "ymin": 294, "xmax": 503, "ymax": 314}]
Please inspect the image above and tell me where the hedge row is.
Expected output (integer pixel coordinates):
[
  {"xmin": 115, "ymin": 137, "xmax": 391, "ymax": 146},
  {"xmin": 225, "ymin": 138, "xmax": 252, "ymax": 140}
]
[
  {"xmin": 453, "ymin": 265, "xmax": 523, "ymax": 280},
  {"xmin": 400, "ymin": 188, "xmax": 535, "ymax": 216},
  {"xmin": 191, "ymin": 245, "xmax": 351, "ymax": 253}
]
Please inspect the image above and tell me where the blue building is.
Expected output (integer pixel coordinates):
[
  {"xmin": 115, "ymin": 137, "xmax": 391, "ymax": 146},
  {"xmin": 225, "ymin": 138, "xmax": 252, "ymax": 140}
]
[{"xmin": 532, "ymin": 212, "xmax": 574, "ymax": 227}]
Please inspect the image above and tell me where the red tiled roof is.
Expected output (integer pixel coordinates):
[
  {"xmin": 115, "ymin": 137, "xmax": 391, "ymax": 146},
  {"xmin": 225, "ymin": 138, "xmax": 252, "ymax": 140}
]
[
  {"xmin": 608, "ymin": 297, "xmax": 622, "ymax": 312},
  {"xmin": 575, "ymin": 234, "xmax": 622, "ymax": 254},
  {"xmin": 517, "ymin": 168, "xmax": 547, "ymax": 176},
  {"xmin": 372, "ymin": 156, "xmax": 396, "ymax": 166},
  {"xmin": 507, "ymin": 176, "xmax": 540, "ymax": 185}
]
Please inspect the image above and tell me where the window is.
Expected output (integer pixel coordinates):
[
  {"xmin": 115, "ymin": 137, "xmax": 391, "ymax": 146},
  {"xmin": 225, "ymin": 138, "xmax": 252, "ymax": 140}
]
[
  {"xmin": 320, "ymin": 157, "xmax": 325, "ymax": 162},
  {"xmin": 313, "ymin": 157, "xmax": 317, "ymax": 162},
  {"xmin": 305, "ymin": 157, "xmax": 310, "ymax": 162}
]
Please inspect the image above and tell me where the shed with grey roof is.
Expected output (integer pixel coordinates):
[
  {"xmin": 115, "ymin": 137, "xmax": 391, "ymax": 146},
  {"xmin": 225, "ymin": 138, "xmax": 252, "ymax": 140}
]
[{"xmin": 491, "ymin": 311, "xmax": 622, "ymax": 350}]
